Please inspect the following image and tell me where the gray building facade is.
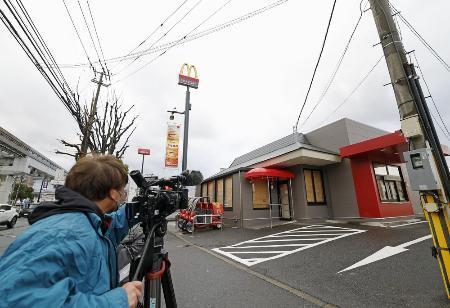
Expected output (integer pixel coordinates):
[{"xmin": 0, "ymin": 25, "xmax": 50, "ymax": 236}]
[{"xmin": 198, "ymin": 118, "xmax": 422, "ymax": 228}]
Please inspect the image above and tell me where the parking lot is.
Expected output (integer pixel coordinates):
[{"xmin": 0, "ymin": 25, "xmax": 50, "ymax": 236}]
[{"xmin": 172, "ymin": 219, "xmax": 449, "ymax": 307}]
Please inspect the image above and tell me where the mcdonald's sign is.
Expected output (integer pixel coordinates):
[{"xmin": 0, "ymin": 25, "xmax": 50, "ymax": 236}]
[{"xmin": 178, "ymin": 63, "xmax": 199, "ymax": 88}]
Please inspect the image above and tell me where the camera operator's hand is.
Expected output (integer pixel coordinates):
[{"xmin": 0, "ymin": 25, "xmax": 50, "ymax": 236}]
[{"xmin": 122, "ymin": 281, "xmax": 143, "ymax": 308}]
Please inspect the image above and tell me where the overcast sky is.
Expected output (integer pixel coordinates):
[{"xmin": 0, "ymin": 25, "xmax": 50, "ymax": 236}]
[{"xmin": 1, "ymin": 0, "xmax": 449, "ymax": 178}]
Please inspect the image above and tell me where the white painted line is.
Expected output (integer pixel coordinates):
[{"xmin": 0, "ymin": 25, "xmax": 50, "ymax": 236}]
[
  {"xmin": 268, "ymin": 234, "xmax": 346, "ymax": 237},
  {"xmin": 221, "ymin": 244, "xmax": 309, "ymax": 249},
  {"xmin": 213, "ymin": 225, "xmax": 366, "ymax": 266},
  {"xmin": 230, "ymin": 251, "xmax": 293, "ymax": 254},
  {"xmin": 389, "ymin": 221, "xmax": 427, "ymax": 228},
  {"xmin": 249, "ymin": 238, "xmax": 331, "ymax": 243},
  {"xmin": 338, "ymin": 235, "xmax": 432, "ymax": 273}
]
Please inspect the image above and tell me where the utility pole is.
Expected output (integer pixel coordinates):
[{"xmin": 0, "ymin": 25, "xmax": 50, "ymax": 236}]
[
  {"xmin": 80, "ymin": 71, "xmax": 110, "ymax": 158},
  {"xmin": 369, "ymin": 0, "xmax": 450, "ymax": 298}
]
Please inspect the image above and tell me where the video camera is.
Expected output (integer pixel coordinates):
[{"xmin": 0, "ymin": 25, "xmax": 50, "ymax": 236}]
[
  {"xmin": 122, "ymin": 169, "xmax": 203, "ymax": 288},
  {"xmin": 127, "ymin": 169, "xmax": 203, "ymax": 219}
]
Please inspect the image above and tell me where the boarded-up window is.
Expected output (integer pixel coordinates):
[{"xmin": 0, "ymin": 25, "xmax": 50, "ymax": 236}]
[
  {"xmin": 216, "ymin": 178, "xmax": 224, "ymax": 204},
  {"xmin": 207, "ymin": 181, "xmax": 215, "ymax": 202},
  {"xmin": 304, "ymin": 169, "xmax": 326, "ymax": 205},
  {"xmin": 252, "ymin": 179, "xmax": 269, "ymax": 209},
  {"xmin": 224, "ymin": 176, "xmax": 233, "ymax": 209},
  {"xmin": 201, "ymin": 183, "xmax": 207, "ymax": 197}
]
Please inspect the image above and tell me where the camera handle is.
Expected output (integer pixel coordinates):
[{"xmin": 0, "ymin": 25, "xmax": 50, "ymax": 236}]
[{"xmin": 132, "ymin": 218, "xmax": 177, "ymax": 308}]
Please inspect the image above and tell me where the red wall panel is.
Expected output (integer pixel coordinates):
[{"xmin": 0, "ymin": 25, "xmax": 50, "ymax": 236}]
[{"xmin": 349, "ymin": 155, "xmax": 413, "ymax": 218}]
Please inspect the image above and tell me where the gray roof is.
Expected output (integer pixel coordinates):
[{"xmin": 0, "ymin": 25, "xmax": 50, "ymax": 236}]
[{"xmin": 203, "ymin": 132, "xmax": 337, "ymax": 182}]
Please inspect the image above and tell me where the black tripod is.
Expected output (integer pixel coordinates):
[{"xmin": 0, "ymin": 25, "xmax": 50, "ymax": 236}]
[{"xmin": 131, "ymin": 217, "xmax": 177, "ymax": 308}]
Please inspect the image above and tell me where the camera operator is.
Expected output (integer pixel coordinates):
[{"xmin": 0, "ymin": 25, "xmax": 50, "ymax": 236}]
[{"xmin": 0, "ymin": 155, "xmax": 142, "ymax": 308}]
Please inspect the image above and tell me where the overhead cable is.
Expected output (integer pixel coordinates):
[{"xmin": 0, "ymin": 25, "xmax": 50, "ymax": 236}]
[
  {"xmin": 77, "ymin": 0, "xmax": 105, "ymax": 72},
  {"xmin": 62, "ymin": 0, "xmax": 94, "ymax": 72},
  {"xmin": 293, "ymin": 0, "xmax": 337, "ymax": 131},
  {"xmin": 319, "ymin": 55, "xmax": 384, "ymax": 127},
  {"xmin": 3, "ymin": 0, "xmax": 77, "ymax": 110},
  {"xmin": 391, "ymin": 4, "xmax": 450, "ymax": 72},
  {"xmin": 299, "ymin": 0, "xmax": 368, "ymax": 129},
  {"xmin": 56, "ymin": 0, "xmax": 289, "ymax": 69},
  {"xmin": 85, "ymin": 0, "xmax": 109, "ymax": 75},
  {"xmin": 412, "ymin": 52, "xmax": 450, "ymax": 138},
  {"xmin": 0, "ymin": 8, "xmax": 76, "ymax": 115},
  {"xmin": 115, "ymin": 0, "xmax": 234, "ymax": 83},
  {"xmin": 112, "ymin": 0, "xmax": 189, "ymax": 69},
  {"xmin": 115, "ymin": 0, "xmax": 204, "ymax": 74},
  {"xmin": 15, "ymin": 0, "xmax": 75, "ymax": 100}
]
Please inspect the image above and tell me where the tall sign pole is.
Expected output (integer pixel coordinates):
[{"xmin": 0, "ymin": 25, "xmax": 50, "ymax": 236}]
[
  {"xmin": 138, "ymin": 148, "xmax": 151, "ymax": 173},
  {"xmin": 369, "ymin": 0, "xmax": 450, "ymax": 298},
  {"xmin": 178, "ymin": 63, "xmax": 199, "ymax": 171}
]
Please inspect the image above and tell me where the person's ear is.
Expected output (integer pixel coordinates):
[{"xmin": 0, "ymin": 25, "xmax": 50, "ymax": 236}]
[{"xmin": 109, "ymin": 188, "xmax": 120, "ymax": 202}]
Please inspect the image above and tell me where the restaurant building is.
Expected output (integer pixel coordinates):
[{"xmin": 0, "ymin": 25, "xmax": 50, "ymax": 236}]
[{"xmin": 198, "ymin": 118, "xmax": 430, "ymax": 228}]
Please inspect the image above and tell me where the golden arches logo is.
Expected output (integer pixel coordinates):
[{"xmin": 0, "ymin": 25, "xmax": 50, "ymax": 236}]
[
  {"xmin": 179, "ymin": 63, "xmax": 198, "ymax": 79},
  {"xmin": 178, "ymin": 63, "xmax": 199, "ymax": 88}
]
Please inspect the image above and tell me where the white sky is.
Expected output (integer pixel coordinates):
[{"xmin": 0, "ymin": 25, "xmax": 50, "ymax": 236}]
[{"xmin": 1, "ymin": 0, "xmax": 449, "ymax": 178}]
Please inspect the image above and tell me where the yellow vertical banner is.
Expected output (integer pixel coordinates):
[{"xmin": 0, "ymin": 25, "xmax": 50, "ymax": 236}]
[{"xmin": 165, "ymin": 123, "xmax": 180, "ymax": 168}]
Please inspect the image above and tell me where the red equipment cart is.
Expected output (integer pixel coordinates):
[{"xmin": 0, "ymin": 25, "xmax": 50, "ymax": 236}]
[{"xmin": 176, "ymin": 197, "xmax": 224, "ymax": 233}]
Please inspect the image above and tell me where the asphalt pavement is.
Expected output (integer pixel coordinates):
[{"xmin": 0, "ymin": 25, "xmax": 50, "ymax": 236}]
[
  {"xmin": 0, "ymin": 217, "xmax": 29, "ymax": 255},
  {"xmin": 1, "ymin": 218, "xmax": 449, "ymax": 307},
  {"xmin": 170, "ymin": 220, "xmax": 449, "ymax": 308}
]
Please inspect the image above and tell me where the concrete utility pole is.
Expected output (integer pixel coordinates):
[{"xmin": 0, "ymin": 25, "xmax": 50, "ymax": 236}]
[
  {"xmin": 369, "ymin": 0, "xmax": 450, "ymax": 298},
  {"xmin": 80, "ymin": 71, "xmax": 110, "ymax": 158}
]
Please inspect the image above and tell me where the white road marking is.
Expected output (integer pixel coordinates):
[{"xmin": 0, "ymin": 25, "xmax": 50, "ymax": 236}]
[
  {"xmin": 338, "ymin": 234, "xmax": 432, "ymax": 273},
  {"xmin": 389, "ymin": 221, "xmax": 427, "ymax": 228},
  {"xmin": 212, "ymin": 225, "xmax": 366, "ymax": 266}
]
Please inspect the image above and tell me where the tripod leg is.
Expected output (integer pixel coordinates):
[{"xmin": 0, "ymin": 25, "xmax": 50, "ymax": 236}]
[
  {"xmin": 161, "ymin": 258, "xmax": 177, "ymax": 308},
  {"xmin": 144, "ymin": 276, "xmax": 161, "ymax": 308}
]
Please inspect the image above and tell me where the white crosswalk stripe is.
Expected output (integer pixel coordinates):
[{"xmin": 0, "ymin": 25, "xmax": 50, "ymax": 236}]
[{"xmin": 212, "ymin": 225, "xmax": 366, "ymax": 266}]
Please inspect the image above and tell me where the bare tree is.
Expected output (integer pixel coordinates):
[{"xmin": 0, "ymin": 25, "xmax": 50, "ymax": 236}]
[{"xmin": 56, "ymin": 92, "xmax": 137, "ymax": 160}]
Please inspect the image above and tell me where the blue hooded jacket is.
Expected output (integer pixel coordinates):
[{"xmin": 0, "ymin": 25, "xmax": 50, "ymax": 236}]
[{"xmin": 0, "ymin": 187, "xmax": 135, "ymax": 307}]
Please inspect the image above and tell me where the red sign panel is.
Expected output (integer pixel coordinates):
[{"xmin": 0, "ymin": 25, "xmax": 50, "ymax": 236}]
[{"xmin": 138, "ymin": 148, "xmax": 151, "ymax": 155}]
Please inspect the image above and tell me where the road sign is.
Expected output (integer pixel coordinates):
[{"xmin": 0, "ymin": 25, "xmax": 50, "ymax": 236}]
[{"xmin": 138, "ymin": 148, "xmax": 150, "ymax": 155}]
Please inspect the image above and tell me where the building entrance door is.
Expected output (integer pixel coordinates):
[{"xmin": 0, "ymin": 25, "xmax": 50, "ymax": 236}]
[{"xmin": 278, "ymin": 182, "xmax": 292, "ymax": 220}]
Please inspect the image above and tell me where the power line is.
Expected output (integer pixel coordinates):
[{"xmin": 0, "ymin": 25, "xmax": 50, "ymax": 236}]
[
  {"xmin": 390, "ymin": 4, "xmax": 450, "ymax": 72},
  {"xmin": 318, "ymin": 55, "xmax": 384, "ymax": 127},
  {"xmin": 85, "ymin": 0, "xmax": 109, "ymax": 75},
  {"xmin": 412, "ymin": 52, "xmax": 450, "ymax": 138},
  {"xmin": 111, "ymin": 0, "xmax": 189, "ymax": 70},
  {"xmin": 56, "ymin": 0, "xmax": 289, "ymax": 69},
  {"xmin": 299, "ymin": 0, "xmax": 368, "ymax": 130},
  {"xmin": 77, "ymin": 0, "xmax": 105, "ymax": 72},
  {"xmin": 294, "ymin": 0, "xmax": 337, "ymax": 131},
  {"xmin": 62, "ymin": 0, "xmax": 94, "ymax": 71},
  {"xmin": 15, "ymin": 0, "xmax": 75, "ymax": 100},
  {"xmin": 0, "ymin": 7, "xmax": 76, "ymax": 114},
  {"xmin": 115, "ymin": 0, "xmax": 204, "ymax": 75},
  {"xmin": 115, "ymin": 0, "xmax": 234, "ymax": 83},
  {"xmin": 3, "ymin": 0, "xmax": 77, "ymax": 109},
  {"xmin": 430, "ymin": 112, "xmax": 450, "ymax": 141}
]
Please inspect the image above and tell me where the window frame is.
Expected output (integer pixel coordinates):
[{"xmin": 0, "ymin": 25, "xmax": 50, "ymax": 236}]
[
  {"xmin": 303, "ymin": 169, "xmax": 327, "ymax": 206},
  {"xmin": 373, "ymin": 163, "xmax": 409, "ymax": 203}
]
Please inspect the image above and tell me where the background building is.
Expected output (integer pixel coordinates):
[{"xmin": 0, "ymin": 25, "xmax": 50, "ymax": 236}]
[{"xmin": 0, "ymin": 126, "xmax": 66, "ymax": 204}]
